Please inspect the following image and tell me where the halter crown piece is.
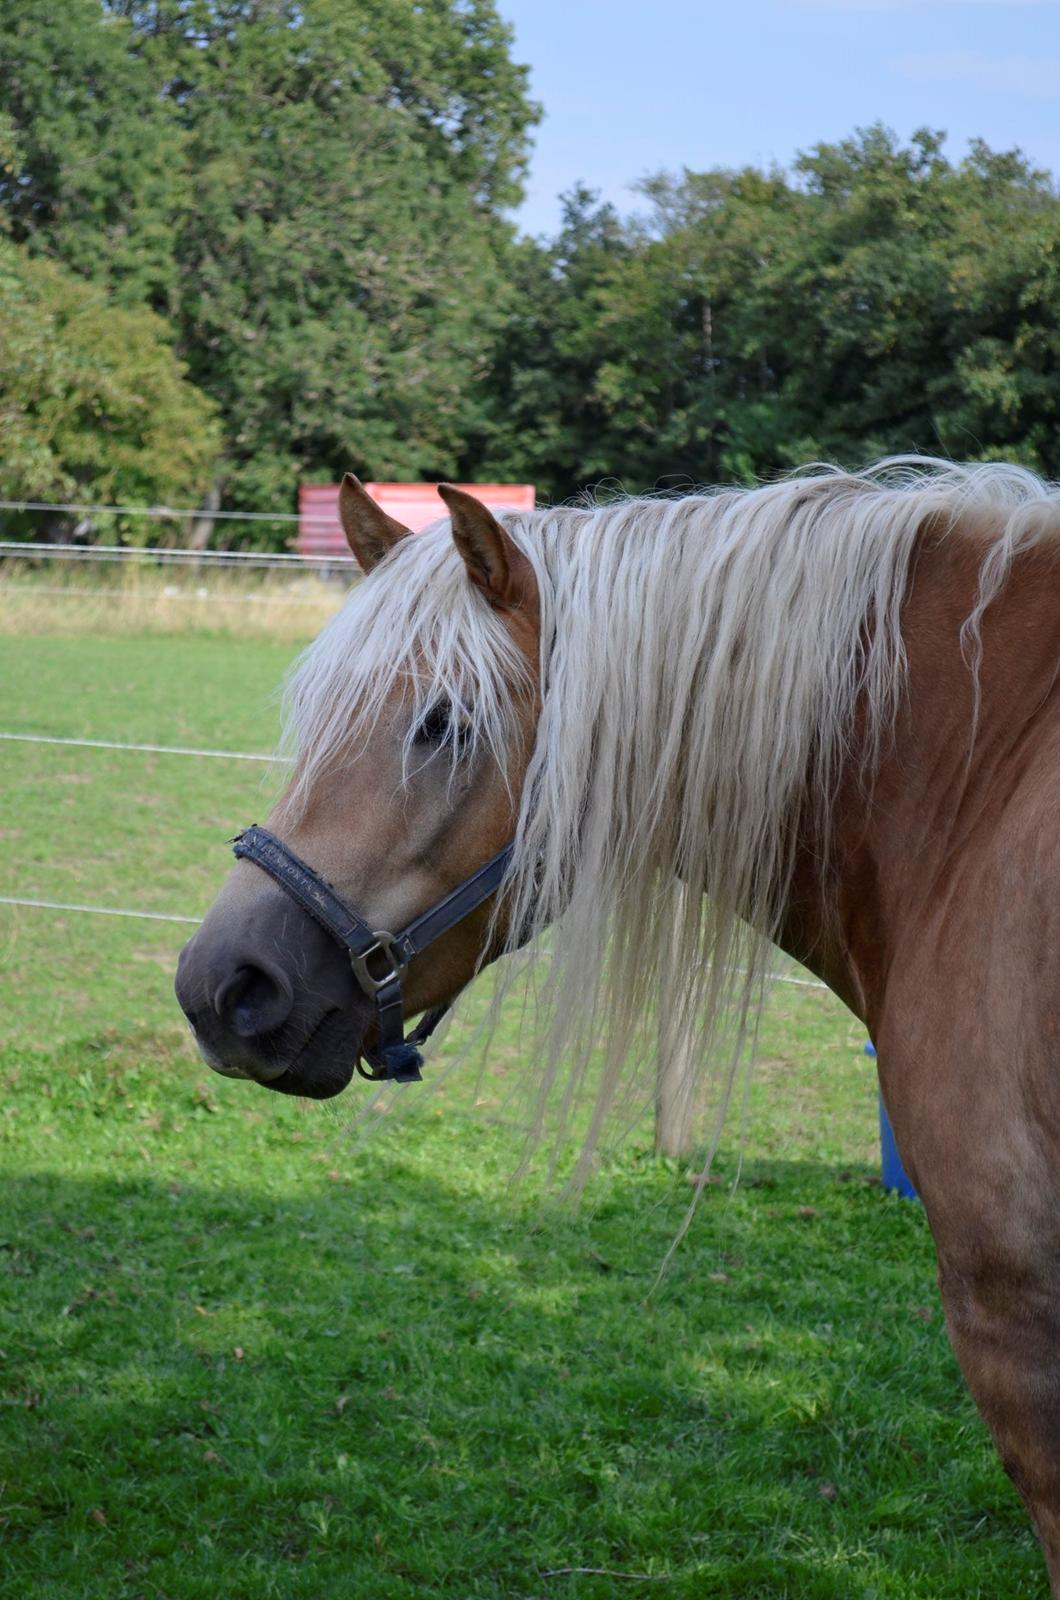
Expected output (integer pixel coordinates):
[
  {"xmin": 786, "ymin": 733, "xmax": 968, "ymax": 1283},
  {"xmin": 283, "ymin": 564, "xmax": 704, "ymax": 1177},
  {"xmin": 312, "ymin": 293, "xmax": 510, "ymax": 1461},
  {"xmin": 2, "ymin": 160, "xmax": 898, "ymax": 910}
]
[{"xmin": 232, "ymin": 825, "xmax": 514, "ymax": 1083}]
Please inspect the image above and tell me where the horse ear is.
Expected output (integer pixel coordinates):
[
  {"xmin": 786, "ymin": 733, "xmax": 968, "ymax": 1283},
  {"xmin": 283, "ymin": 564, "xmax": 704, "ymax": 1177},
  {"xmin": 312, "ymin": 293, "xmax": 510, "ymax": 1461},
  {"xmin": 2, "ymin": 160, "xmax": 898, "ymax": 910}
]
[
  {"xmin": 338, "ymin": 473, "xmax": 410, "ymax": 572},
  {"xmin": 438, "ymin": 484, "xmax": 533, "ymax": 611}
]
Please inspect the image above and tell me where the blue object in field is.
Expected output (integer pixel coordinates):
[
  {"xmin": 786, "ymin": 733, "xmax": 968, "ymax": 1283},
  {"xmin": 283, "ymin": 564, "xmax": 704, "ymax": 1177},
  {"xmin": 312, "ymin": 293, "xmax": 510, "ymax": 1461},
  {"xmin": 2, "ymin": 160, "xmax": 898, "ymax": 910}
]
[{"xmin": 863, "ymin": 1041, "xmax": 919, "ymax": 1200}]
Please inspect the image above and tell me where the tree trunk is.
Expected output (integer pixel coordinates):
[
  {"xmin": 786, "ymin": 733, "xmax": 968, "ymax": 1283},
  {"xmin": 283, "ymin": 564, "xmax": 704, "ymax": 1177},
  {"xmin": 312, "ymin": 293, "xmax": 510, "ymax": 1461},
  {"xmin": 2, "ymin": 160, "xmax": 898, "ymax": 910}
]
[{"xmin": 188, "ymin": 480, "xmax": 223, "ymax": 551}]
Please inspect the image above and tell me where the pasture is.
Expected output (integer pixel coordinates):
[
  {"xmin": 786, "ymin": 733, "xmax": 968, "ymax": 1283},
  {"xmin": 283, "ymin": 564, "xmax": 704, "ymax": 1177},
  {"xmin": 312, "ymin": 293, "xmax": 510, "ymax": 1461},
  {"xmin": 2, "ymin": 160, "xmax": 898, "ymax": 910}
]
[{"xmin": 0, "ymin": 593, "xmax": 1040, "ymax": 1597}]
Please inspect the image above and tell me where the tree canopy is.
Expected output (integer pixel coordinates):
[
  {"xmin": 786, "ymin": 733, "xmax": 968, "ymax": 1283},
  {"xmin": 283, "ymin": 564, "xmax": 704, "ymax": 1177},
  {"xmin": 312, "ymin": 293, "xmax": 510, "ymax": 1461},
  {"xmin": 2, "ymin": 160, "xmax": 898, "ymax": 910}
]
[
  {"xmin": 1, "ymin": 0, "xmax": 537, "ymax": 533},
  {"xmin": 472, "ymin": 130, "xmax": 1060, "ymax": 498},
  {"xmin": 0, "ymin": 237, "xmax": 219, "ymax": 537},
  {"xmin": 2, "ymin": 1, "xmax": 1059, "ymax": 545}
]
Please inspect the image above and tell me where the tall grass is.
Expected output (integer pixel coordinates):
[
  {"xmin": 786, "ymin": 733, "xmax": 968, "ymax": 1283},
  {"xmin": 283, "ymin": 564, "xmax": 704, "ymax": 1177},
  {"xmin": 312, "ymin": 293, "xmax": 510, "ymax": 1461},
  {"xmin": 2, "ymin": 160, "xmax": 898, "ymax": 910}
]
[{"xmin": 0, "ymin": 560, "xmax": 347, "ymax": 641}]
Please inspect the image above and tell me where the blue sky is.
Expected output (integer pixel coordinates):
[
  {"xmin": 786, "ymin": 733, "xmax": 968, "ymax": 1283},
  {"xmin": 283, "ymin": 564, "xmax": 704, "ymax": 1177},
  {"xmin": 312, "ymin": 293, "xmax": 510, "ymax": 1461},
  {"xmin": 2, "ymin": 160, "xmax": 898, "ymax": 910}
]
[{"xmin": 498, "ymin": 0, "xmax": 1060, "ymax": 236}]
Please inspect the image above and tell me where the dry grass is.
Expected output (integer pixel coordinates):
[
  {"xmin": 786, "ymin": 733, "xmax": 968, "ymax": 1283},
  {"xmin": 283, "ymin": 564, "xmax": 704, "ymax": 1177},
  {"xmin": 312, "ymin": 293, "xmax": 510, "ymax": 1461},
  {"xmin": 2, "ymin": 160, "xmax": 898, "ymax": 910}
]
[{"xmin": 0, "ymin": 562, "xmax": 348, "ymax": 641}]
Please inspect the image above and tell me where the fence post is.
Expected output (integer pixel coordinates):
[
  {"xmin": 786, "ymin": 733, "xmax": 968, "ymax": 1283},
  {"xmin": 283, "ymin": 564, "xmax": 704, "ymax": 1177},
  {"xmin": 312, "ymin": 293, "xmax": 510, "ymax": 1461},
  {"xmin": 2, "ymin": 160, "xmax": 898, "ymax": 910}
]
[{"xmin": 655, "ymin": 1023, "xmax": 696, "ymax": 1158}]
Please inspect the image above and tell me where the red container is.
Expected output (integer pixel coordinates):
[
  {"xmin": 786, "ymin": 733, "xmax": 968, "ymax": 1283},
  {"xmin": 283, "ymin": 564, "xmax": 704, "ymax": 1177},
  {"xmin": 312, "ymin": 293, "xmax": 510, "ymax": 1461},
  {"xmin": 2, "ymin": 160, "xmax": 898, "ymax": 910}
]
[{"xmin": 298, "ymin": 482, "xmax": 536, "ymax": 558}]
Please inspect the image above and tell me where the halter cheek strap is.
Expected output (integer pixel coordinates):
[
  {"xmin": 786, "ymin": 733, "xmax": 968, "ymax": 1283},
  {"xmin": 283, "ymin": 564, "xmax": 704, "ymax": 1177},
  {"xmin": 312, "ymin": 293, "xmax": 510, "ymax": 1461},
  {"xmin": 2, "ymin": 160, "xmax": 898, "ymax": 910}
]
[{"xmin": 232, "ymin": 825, "xmax": 514, "ymax": 1084}]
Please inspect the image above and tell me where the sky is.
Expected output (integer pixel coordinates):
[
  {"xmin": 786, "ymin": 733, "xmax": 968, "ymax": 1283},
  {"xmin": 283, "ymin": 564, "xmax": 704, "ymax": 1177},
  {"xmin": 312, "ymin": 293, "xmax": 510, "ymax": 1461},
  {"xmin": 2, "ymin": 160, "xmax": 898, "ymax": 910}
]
[{"xmin": 497, "ymin": 0, "xmax": 1060, "ymax": 236}]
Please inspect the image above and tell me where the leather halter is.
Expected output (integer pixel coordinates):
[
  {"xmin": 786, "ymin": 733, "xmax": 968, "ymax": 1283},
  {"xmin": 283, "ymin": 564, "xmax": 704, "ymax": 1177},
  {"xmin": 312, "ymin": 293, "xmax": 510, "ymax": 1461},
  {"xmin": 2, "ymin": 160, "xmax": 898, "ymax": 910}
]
[{"xmin": 232, "ymin": 825, "xmax": 513, "ymax": 1083}]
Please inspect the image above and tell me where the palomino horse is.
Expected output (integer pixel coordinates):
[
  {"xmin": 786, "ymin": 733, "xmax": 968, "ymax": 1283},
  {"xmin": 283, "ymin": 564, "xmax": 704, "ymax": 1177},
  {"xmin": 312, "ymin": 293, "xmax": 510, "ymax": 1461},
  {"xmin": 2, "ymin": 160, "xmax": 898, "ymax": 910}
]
[{"xmin": 176, "ymin": 462, "xmax": 1060, "ymax": 1588}]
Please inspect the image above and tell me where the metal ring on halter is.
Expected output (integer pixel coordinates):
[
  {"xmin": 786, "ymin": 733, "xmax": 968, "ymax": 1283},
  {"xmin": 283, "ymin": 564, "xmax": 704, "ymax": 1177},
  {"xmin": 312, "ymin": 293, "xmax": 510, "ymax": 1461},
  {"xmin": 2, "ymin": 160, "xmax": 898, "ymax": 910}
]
[{"xmin": 348, "ymin": 933, "xmax": 408, "ymax": 998}]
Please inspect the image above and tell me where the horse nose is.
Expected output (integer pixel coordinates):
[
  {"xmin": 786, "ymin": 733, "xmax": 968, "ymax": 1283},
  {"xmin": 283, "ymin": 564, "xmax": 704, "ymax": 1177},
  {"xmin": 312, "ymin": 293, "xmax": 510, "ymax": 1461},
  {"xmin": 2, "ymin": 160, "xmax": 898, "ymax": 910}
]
[{"xmin": 212, "ymin": 960, "xmax": 294, "ymax": 1039}]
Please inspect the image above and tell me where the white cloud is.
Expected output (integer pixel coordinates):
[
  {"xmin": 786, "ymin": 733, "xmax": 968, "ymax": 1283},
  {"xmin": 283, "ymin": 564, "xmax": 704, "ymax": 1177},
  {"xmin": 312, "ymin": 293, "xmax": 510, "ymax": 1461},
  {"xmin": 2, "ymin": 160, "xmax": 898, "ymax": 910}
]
[{"xmin": 894, "ymin": 49, "xmax": 1060, "ymax": 95}]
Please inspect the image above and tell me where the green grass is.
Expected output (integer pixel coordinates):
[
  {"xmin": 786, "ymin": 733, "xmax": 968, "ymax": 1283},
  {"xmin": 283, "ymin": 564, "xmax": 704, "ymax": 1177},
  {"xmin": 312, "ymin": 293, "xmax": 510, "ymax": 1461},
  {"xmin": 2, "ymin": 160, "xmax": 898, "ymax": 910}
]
[{"xmin": 0, "ymin": 629, "xmax": 1045, "ymax": 1597}]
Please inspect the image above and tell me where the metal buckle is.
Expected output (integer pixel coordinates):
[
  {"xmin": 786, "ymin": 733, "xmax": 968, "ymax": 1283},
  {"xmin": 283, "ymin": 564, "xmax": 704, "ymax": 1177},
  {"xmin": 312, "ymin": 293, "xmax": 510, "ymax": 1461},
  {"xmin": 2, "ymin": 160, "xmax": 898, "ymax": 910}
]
[{"xmin": 349, "ymin": 932, "xmax": 407, "ymax": 998}]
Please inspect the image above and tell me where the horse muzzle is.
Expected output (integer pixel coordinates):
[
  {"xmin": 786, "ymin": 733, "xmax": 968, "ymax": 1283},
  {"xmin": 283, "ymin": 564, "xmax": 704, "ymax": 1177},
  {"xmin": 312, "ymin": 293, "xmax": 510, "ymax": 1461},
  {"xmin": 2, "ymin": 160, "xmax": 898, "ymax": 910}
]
[
  {"xmin": 174, "ymin": 888, "xmax": 371, "ymax": 1099},
  {"xmin": 176, "ymin": 825, "xmax": 515, "ymax": 1095}
]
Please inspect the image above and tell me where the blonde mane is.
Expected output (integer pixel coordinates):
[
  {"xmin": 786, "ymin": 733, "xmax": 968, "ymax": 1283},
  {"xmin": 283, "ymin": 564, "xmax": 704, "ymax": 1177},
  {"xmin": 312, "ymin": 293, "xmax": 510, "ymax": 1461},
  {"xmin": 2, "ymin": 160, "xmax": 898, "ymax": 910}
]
[{"xmin": 284, "ymin": 459, "xmax": 1060, "ymax": 1180}]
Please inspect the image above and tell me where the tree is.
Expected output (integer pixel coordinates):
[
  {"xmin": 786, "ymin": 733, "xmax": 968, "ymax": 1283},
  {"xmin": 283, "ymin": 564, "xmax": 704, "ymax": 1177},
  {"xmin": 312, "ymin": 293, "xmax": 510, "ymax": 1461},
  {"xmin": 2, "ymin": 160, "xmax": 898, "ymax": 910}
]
[
  {"xmin": 5, "ymin": 19, "xmax": 1060, "ymax": 531},
  {"xmin": 0, "ymin": 1, "xmax": 539, "ymax": 540},
  {"xmin": 0, "ymin": 238, "xmax": 220, "ymax": 538},
  {"xmin": 466, "ymin": 187, "xmax": 636, "ymax": 500},
  {"xmin": 475, "ymin": 129, "xmax": 1060, "ymax": 501},
  {"xmin": 741, "ymin": 127, "xmax": 1060, "ymax": 473},
  {"xmin": 0, "ymin": 0, "xmax": 188, "ymax": 306},
  {"xmin": 590, "ymin": 166, "xmax": 805, "ymax": 487}
]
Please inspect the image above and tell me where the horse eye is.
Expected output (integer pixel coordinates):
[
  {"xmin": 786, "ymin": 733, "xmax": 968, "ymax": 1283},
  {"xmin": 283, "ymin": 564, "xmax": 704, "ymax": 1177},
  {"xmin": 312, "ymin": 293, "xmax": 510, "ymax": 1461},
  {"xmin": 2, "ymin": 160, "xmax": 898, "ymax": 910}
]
[{"xmin": 414, "ymin": 702, "xmax": 454, "ymax": 746}]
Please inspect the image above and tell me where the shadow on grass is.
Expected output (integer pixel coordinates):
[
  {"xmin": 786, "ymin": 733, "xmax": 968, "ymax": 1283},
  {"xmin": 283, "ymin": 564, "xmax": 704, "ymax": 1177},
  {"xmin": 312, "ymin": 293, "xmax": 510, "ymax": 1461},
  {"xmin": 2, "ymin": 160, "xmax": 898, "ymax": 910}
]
[{"xmin": 0, "ymin": 1157, "xmax": 1042, "ymax": 1600}]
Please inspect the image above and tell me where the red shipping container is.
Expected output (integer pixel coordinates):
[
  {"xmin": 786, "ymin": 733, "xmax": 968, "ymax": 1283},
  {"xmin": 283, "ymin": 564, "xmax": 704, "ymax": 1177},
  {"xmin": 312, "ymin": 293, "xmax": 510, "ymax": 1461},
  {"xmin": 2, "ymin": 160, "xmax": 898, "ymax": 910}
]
[{"xmin": 298, "ymin": 482, "xmax": 536, "ymax": 557}]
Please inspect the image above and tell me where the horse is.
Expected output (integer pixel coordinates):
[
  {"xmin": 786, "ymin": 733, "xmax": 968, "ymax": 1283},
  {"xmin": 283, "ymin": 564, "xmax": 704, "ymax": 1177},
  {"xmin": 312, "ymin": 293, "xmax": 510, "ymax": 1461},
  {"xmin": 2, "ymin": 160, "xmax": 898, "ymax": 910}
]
[{"xmin": 176, "ymin": 460, "xmax": 1060, "ymax": 1589}]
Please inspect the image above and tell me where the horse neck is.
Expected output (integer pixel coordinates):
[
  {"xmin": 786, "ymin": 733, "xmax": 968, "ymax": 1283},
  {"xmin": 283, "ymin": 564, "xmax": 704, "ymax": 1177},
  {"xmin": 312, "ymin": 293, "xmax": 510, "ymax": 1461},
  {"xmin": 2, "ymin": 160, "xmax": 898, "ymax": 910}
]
[{"xmin": 777, "ymin": 514, "xmax": 1060, "ymax": 1031}]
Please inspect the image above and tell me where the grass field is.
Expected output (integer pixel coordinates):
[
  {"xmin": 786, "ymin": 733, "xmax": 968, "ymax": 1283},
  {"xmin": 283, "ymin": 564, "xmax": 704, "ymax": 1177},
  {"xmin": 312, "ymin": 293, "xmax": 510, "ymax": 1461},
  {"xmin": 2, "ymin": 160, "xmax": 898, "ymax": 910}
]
[
  {"xmin": 0, "ymin": 560, "xmax": 344, "ymax": 642},
  {"xmin": 0, "ymin": 601, "xmax": 1045, "ymax": 1597}
]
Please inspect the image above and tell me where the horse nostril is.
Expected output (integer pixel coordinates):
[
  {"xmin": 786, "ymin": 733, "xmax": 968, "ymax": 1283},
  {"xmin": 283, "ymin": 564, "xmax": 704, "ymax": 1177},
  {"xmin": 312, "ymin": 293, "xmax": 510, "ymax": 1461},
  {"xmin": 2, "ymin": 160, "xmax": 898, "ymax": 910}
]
[{"xmin": 214, "ymin": 963, "xmax": 294, "ymax": 1039}]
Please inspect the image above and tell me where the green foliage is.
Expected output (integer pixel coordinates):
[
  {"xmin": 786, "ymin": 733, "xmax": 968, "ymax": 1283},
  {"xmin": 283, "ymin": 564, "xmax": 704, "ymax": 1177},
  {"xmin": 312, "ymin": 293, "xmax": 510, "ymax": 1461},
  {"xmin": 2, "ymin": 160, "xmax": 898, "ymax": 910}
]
[
  {"xmin": 0, "ymin": 0, "xmax": 538, "ymax": 537},
  {"xmin": 119, "ymin": 0, "xmax": 537, "ymax": 513},
  {"xmin": 0, "ymin": 238, "xmax": 220, "ymax": 534},
  {"xmin": 3, "ymin": 0, "xmax": 1060, "ymax": 540},
  {"xmin": 0, "ymin": 0, "xmax": 187, "ymax": 306},
  {"xmin": 472, "ymin": 129, "xmax": 1060, "ymax": 501},
  {"xmin": 467, "ymin": 187, "xmax": 637, "ymax": 494},
  {"xmin": 777, "ymin": 129, "xmax": 1060, "ymax": 471}
]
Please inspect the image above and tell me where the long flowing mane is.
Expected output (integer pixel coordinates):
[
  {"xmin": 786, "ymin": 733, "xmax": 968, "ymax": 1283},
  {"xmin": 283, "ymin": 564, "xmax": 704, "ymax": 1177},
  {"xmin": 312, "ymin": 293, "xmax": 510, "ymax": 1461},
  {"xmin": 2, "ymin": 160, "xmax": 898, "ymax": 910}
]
[{"xmin": 284, "ymin": 459, "xmax": 1060, "ymax": 1178}]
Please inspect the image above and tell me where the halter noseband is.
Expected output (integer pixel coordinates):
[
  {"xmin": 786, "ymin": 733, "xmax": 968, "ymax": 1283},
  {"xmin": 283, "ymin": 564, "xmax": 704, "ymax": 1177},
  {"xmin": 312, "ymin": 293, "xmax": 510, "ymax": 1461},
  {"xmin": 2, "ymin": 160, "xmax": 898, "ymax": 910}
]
[{"xmin": 232, "ymin": 824, "xmax": 513, "ymax": 1084}]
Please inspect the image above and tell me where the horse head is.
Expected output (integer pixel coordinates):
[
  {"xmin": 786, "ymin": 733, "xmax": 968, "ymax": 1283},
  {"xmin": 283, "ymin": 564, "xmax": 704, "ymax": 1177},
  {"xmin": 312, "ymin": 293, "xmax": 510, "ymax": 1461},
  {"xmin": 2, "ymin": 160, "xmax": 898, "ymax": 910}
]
[{"xmin": 175, "ymin": 474, "xmax": 541, "ymax": 1098}]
